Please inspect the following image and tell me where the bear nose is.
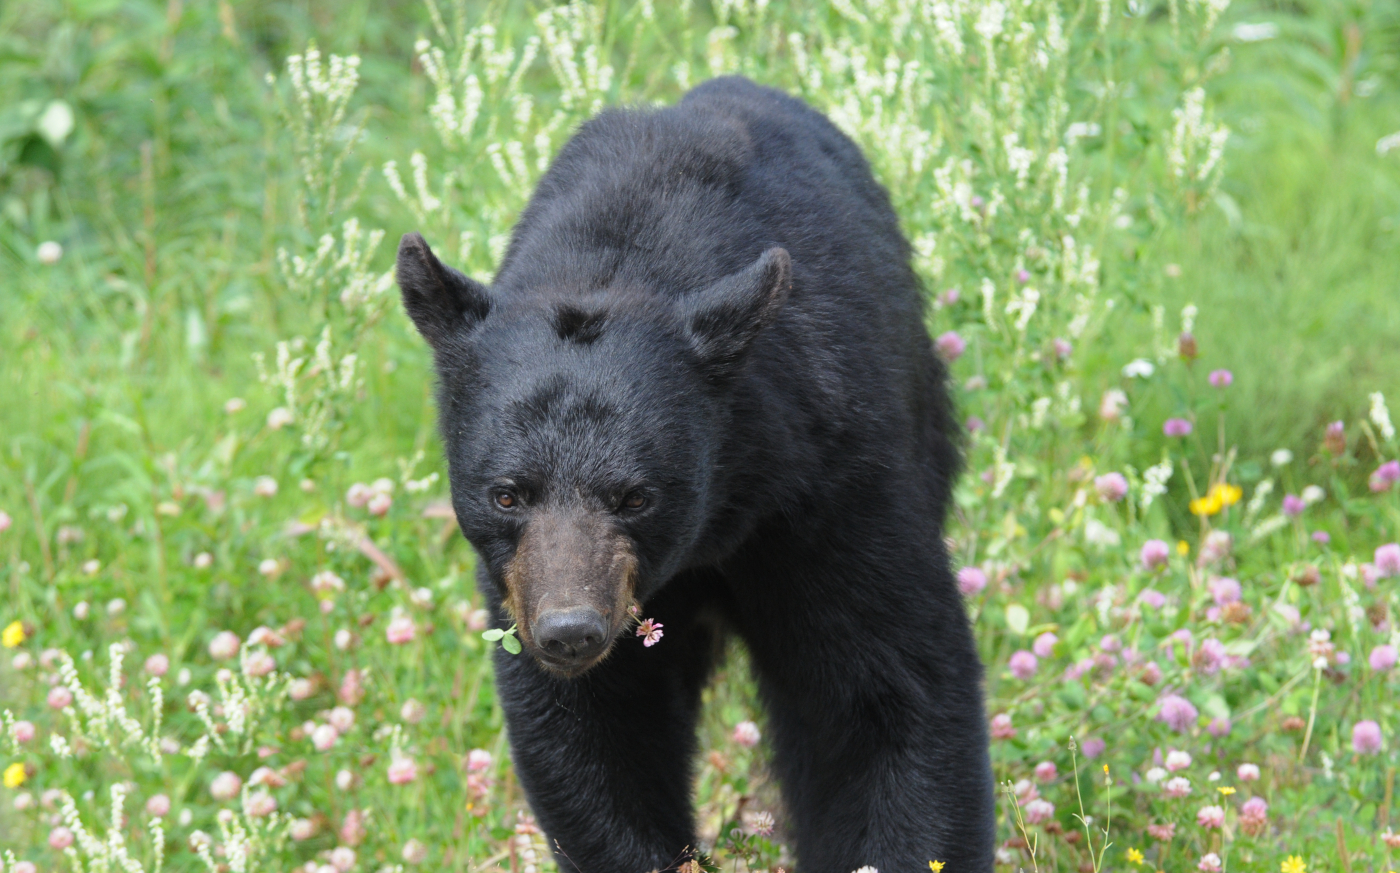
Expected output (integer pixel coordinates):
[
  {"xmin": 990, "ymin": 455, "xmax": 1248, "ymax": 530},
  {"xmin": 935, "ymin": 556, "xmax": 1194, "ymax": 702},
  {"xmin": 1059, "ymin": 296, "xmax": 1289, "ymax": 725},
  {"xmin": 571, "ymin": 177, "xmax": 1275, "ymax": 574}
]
[{"xmin": 533, "ymin": 607, "xmax": 609, "ymax": 663}]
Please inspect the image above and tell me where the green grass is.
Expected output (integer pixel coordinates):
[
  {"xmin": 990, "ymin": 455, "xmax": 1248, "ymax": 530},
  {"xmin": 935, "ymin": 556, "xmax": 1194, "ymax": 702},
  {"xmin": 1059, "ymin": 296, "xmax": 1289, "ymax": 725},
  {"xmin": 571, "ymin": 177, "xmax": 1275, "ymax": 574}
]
[{"xmin": 2, "ymin": 0, "xmax": 1400, "ymax": 870}]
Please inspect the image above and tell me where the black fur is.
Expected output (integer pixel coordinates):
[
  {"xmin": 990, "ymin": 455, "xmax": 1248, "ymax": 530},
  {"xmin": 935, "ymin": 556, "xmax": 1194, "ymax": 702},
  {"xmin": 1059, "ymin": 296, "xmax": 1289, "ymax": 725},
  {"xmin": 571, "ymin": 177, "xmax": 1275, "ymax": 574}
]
[{"xmin": 397, "ymin": 76, "xmax": 994, "ymax": 873}]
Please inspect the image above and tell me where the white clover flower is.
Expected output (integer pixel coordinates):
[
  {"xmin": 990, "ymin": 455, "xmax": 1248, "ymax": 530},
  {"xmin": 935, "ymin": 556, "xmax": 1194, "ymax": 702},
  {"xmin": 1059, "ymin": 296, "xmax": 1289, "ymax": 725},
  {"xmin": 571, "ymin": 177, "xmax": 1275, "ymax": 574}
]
[{"xmin": 1231, "ymin": 22, "xmax": 1279, "ymax": 41}]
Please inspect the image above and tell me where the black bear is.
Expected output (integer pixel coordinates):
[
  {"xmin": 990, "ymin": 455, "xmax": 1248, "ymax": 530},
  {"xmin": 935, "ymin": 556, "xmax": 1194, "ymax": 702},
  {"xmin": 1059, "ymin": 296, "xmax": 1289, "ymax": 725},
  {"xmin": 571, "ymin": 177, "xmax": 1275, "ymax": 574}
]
[{"xmin": 396, "ymin": 76, "xmax": 994, "ymax": 872}]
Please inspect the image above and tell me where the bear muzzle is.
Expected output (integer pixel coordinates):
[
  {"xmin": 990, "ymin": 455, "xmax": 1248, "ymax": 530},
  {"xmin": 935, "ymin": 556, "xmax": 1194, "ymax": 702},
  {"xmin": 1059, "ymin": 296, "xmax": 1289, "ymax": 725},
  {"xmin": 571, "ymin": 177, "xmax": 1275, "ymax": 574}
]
[{"xmin": 503, "ymin": 508, "xmax": 638, "ymax": 676}]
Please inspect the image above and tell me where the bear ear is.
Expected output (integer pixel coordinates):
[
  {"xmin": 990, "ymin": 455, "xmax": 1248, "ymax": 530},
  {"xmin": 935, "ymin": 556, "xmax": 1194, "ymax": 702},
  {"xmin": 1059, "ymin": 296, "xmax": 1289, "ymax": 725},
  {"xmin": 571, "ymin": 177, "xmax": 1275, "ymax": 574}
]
[
  {"xmin": 396, "ymin": 232, "xmax": 491, "ymax": 349},
  {"xmin": 682, "ymin": 247, "xmax": 791, "ymax": 379}
]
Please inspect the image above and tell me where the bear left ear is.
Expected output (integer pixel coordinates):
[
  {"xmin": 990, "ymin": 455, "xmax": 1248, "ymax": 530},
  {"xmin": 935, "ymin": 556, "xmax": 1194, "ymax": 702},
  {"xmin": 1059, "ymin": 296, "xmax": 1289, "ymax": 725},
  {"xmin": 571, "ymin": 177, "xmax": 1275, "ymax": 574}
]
[
  {"xmin": 682, "ymin": 247, "xmax": 791, "ymax": 379},
  {"xmin": 396, "ymin": 232, "xmax": 492, "ymax": 350}
]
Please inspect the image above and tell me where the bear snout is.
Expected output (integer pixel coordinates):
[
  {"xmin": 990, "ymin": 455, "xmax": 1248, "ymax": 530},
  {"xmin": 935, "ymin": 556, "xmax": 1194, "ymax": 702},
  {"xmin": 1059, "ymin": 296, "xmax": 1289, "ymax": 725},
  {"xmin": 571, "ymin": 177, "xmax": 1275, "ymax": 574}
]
[{"xmin": 503, "ymin": 508, "xmax": 638, "ymax": 675}]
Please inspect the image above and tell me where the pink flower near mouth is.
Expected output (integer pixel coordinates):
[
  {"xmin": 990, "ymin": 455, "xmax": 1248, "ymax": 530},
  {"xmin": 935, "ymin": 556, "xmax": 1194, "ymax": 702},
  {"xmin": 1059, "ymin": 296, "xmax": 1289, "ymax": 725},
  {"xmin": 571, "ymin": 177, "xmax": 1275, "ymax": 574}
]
[{"xmin": 636, "ymin": 618, "xmax": 664, "ymax": 647}]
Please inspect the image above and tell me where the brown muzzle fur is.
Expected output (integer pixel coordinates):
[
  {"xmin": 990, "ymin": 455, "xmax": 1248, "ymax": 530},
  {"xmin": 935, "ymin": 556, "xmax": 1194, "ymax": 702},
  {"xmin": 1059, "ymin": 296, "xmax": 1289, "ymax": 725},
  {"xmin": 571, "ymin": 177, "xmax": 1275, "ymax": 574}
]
[{"xmin": 503, "ymin": 508, "xmax": 637, "ymax": 674}]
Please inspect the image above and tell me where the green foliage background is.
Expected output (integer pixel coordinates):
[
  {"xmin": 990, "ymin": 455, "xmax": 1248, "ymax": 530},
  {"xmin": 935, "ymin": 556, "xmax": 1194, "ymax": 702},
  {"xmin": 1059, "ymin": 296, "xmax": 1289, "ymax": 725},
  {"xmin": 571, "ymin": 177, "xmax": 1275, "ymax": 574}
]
[{"xmin": 1, "ymin": 0, "xmax": 1400, "ymax": 870}]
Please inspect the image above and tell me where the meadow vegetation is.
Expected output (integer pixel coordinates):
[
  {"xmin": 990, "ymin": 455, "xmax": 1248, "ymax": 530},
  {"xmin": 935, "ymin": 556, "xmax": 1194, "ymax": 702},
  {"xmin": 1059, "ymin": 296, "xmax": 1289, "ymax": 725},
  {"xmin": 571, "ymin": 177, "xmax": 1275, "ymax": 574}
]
[{"xmin": 2, "ymin": 0, "xmax": 1400, "ymax": 871}]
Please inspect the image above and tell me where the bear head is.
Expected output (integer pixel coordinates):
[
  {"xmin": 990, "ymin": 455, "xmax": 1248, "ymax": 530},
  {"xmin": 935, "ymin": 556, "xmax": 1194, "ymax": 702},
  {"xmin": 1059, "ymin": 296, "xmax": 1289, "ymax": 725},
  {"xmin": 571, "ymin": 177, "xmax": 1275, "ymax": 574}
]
[{"xmin": 396, "ymin": 232, "xmax": 789, "ymax": 677}]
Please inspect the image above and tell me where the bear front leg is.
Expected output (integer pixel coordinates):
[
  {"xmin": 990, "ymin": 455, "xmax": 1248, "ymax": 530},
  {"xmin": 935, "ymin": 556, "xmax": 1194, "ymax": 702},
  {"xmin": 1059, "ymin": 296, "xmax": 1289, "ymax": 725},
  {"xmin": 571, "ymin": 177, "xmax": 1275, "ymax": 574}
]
[
  {"xmin": 490, "ymin": 572, "xmax": 722, "ymax": 873},
  {"xmin": 731, "ymin": 540, "xmax": 997, "ymax": 873}
]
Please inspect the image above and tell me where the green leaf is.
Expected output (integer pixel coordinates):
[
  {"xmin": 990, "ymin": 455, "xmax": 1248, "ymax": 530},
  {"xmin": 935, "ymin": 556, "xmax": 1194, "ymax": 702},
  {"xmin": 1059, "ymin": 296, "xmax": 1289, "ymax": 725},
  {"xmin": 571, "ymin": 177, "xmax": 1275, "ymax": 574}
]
[
  {"xmin": 482, "ymin": 628, "xmax": 504, "ymax": 641},
  {"xmin": 501, "ymin": 634, "xmax": 522, "ymax": 654},
  {"xmin": 1005, "ymin": 603, "xmax": 1030, "ymax": 636}
]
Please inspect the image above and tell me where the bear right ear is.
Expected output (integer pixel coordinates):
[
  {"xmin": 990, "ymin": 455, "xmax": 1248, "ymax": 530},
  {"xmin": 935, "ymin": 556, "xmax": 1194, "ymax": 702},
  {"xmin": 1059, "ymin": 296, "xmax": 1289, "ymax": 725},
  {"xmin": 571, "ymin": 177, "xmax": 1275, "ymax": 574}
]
[{"xmin": 396, "ymin": 232, "xmax": 491, "ymax": 349}]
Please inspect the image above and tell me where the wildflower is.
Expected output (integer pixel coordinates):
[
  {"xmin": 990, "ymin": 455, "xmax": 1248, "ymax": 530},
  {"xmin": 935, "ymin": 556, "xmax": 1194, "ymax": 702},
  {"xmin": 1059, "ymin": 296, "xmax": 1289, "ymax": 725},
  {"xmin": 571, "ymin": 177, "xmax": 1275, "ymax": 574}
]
[
  {"xmin": 1163, "ymin": 776, "xmax": 1192, "ymax": 798},
  {"xmin": 290, "ymin": 677, "xmax": 316, "ymax": 700},
  {"xmin": 1141, "ymin": 540, "xmax": 1171, "ymax": 570},
  {"xmin": 1353, "ymin": 720, "xmax": 1383, "ymax": 754},
  {"xmin": 37, "ymin": 241, "xmax": 63, "ymax": 264},
  {"xmin": 1082, "ymin": 738, "xmax": 1106, "ymax": 758},
  {"xmin": 1138, "ymin": 661, "xmax": 1164, "ymax": 685},
  {"xmin": 966, "ymin": 416, "xmax": 985, "ymax": 432},
  {"xmin": 403, "ymin": 838, "xmax": 429, "ymax": 864},
  {"xmin": 1371, "ymin": 645, "xmax": 1398, "ymax": 671},
  {"xmin": 339, "ymin": 668, "xmax": 365, "ymax": 705},
  {"xmin": 733, "ymin": 721, "xmax": 761, "ymax": 748},
  {"xmin": 1281, "ymin": 856, "xmax": 1306, "ymax": 873},
  {"xmin": 139, "ymin": 793, "xmax": 171, "ymax": 818},
  {"xmin": 331, "ymin": 847, "xmax": 357, "ymax": 872},
  {"xmin": 1023, "ymin": 798, "xmax": 1054, "ymax": 824},
  {"xmin": 1190, "ymin": 483, "xmax": 1243, "ymax": 516},
  {"xmin": 1100, "ymin": 389, "xmax": 1128, "ymax": 421},
  {"xmin": 1053, "ymin": 338, "xmax": 1073, "ymax": 360},
  {"xmin": 1384, "ymin": 829, "xmax": 1400, "ymax": 848},
  {"xmin": 1009, "ymin": 650, "xmax": 1038, "ymax": 680},
  {"xmin": 244, "ymin": 651, "xmax": 276, "ymax": 678},
  {"xmin": 1282, "ymin": 494, "xmax": 1305, "ymax": 516},
  {"xmin": 1195, "ymin": 638, "xmax": 1226, "ymax": 674},
  {"xmin": 1208, "ymin": 369, "xmax": 1232, "ymax": 388},
  {"xmin": 1139, "ymin": 589, "xmax": 1168, "ymax": 609},
  {"xmin": 1147, "ymin": 822, "xmax": 1176, "ymax": 840},
  {"xmin": 209, "ymin": 630, "xmax": 241, "ymax": 660},
  {"xmin": 742, "ymin": 809, "xmax": 775, "ymax": 836},
  {"xmin": 1198, "ymin": 852, "xmax": 1223, "ymax": 872},
  {"xmin": 1209, "ymin": 577, "xmax": 1241, "ymax": 606},
  {"xmin": 336, "ymin": 769, "xmax": 354, "ymax": 790},
  {"xmin": 930, "ymin": 863, "xmax": 946, "ymax": 873},
  {"xmin": 11, "ymin": 720, "xmax": 36, "ymax": 744},
  {"xmin": 401, "ymin": 698, "xmax": 426, "ymax": 724},
  {"xmin": 47, "ymin": 686, "xmax": 73, "ymax": 709},
  {"xmin": 253, "ymin": 475, "xmax": 279, "ymax": 497},
  {"xmin": 636, "ymin": 618, "xmax": 664, "ymax": 646},
  {"xmin": 3, "ymin": 762, "xmax": 26, "ymax": 788},
  {"xmin": 1127, "ymin": 848, "xmax": 1145, "ymax": 865},
  {"xmin": 1271, "ymin": 448, "xmax": 1293, "ymax": 466},
  {"xmin": 1122, "ymin": 359, "xmax": 1155, "ymax": 379},
  {"xmin": 386, "ymin": 614, "xmax": 417, "ymax": 644},
  {"xmin": 368, "ymin": 491, "xmax": 393, "ymax": 516},
  {"xmin": 1196, "ymin": 805, "xmax": 1225, "ymax": 828},
  {"xmin": 935, "ymin": 331, "xmax": 966, "ymax": 362},
  {"xmin": 1178, "ymin": 333, "xmax": 1198, "ymax": 360},
  {"xmin": 1208, "ymin": 717, "xmax": 1232, "ymax": 737},
  {"xmin": 267, "ymin": 407, "xmax": 294, "ymax": 429},
  {"xmin": 1237, "ymin": 763, "xmax": 1260, "ymax": 781},
  {"xmin": 1165, "ymin": 750, "xmax": 1192, "ymax": 771},
  {"xmin": 210, "ymin": 771, "xmax": 242, "ymax": 802},
  {"xmin": 1095, "ymin": 472, "xmax": 1128, "ymax": 502},
  {"xmin": 1240, "ymin": 796, "xmax": 1268, "ymax": 835},
  {"xmin": 1164, "ymin": 418, "xmax": 1193, "ymax": 437},
  {"xmin": 2, "ymin": 620, "xmax": 24, "ymax": 648},
  {"xmin": 244, "ymin": 790, "xmax": 277, "ymax": 817},
  {"xmin": 1376, "ymin": 543, "xmax": 1400, "ymax": 577},
  {"xmin": 1034, "ymin": 761, "xmax": 1057, "ymax": 782},
  {"xmin": 1372, "ymin": 461, "xmax": 1400, "ymax": 492},
  {"xmin": 957, "ymin": 566, "xmax": 987, "ymax": 596},
  {"xmin": 291, "ymin": 818, "xmax": 317, "ymax": 840},
  {"xmin": 329, "ymin": 706, "xmax": 355, "ymax": 733},
  {"xmin": 1033, "ymin": 631, "xmax": 1058, "ymax": 658},
  {"xmin": 312, "ymin": 724, "xmax": 338, "ymax": 751},
  {"xmin": 49, "ymin": 825, "xmax": 75, "ymax": 849},
  {"xmin": 388, "ymin": 756, "xmax": 419, "ymax": 784},
  {"xmin": 990, "ymin": 713, "xmax": 1015, "ymax": 739}
]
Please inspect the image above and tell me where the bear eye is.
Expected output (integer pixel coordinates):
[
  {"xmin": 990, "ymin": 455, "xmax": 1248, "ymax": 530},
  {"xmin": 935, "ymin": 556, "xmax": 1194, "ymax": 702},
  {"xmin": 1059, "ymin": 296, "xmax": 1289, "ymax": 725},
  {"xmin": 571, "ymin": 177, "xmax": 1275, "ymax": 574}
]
[
  {"xmin": 621, "ymin": 492, "xmax": 647, "ymax": 511},
  {"xmin": 492, "ymin": 489, "xmax": 519, "ymax": 511}
]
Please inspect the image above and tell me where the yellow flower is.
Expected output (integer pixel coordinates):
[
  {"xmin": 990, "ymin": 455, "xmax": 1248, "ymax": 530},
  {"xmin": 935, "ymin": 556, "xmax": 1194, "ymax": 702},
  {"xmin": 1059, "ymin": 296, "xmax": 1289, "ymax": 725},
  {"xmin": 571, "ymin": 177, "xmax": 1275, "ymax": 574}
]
[
  {"xmin": 1217, "ymin": 786, "xmax": 1235, "ymax": 796},
  {"xmin": 1176, "ymin": 540, "xmax": 1190, "ymax": 555},
  {"xmin": 1216, "ymin": 483, "xmax": 1243, "ymax": 507},
  {"xmin": 1190, "ymin": 493, "xmax": 1222, "ymax": 516},
  {"xmin": 1281, "ymin": 856, "xmax": 1306, "ymax": 873},
  {"xmin": 3, "ymin": 762, "xmax": 26, "ymax": 788},
  {"xmin": 930, "ymin": 862, "xmax": 946, "ymax": 873},
  {"xmin": 1127, "ymin": 848, "xmax": 1145, "ymax": 865},
  {"xmin": 2, "ymin": 620, "xmax": 24, "ymax": 648},
  {"xmin": 1190, "ymin": 483, "xmax": 1243, "ymax": 517}
]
